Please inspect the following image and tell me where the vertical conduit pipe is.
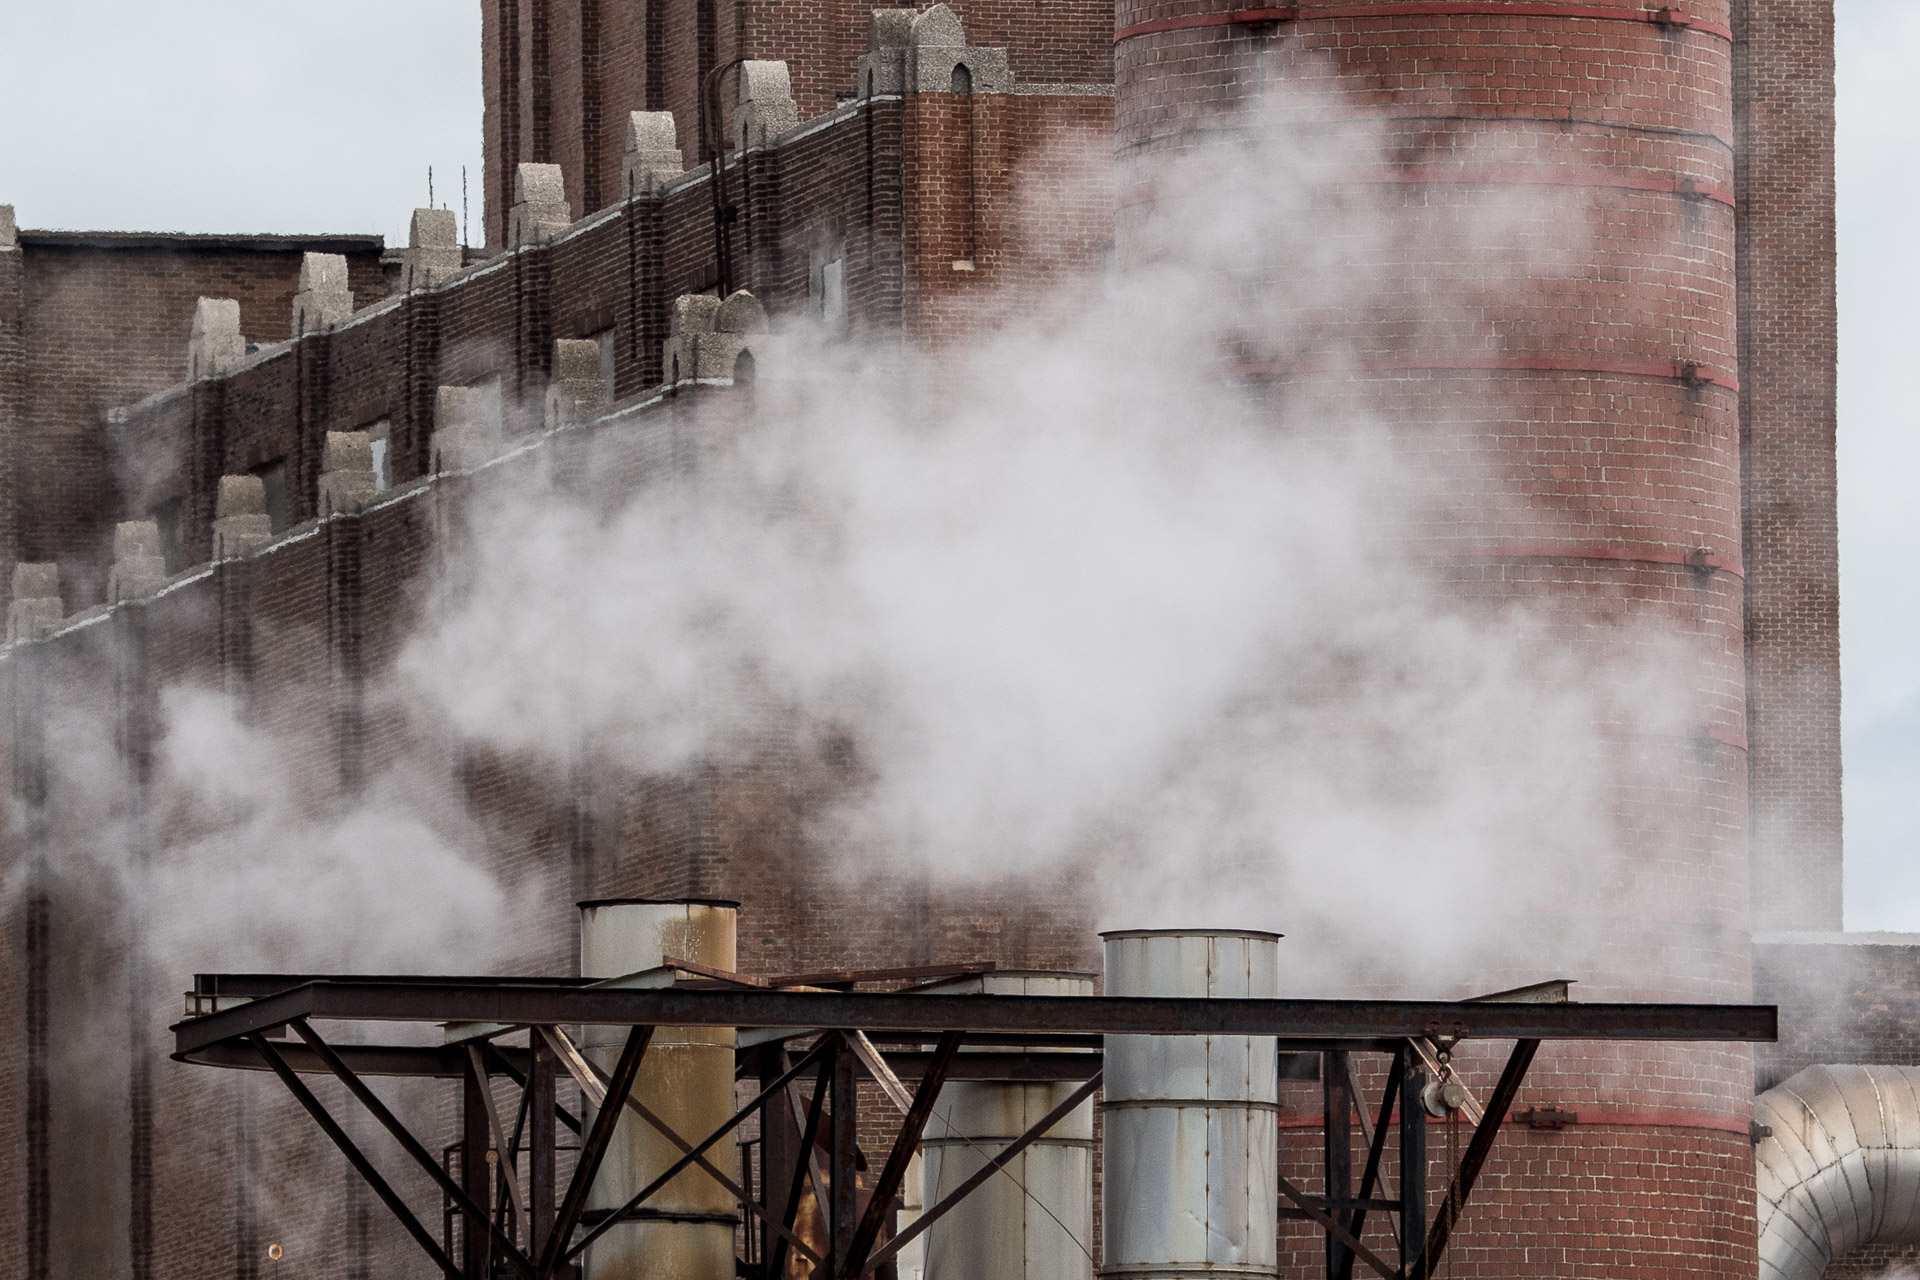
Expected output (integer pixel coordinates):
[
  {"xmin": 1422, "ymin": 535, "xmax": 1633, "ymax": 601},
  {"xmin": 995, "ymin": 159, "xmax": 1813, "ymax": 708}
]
[
  {"xmin": 577, "ymin": 898, "xmax": 740, "ymax": 1280},
  {"xmin": 1101, "ymin": 929, "xmax": 1280, "ymax": 1280},
  {"xmin": 920, "ymin": 971, "xmax": 1097, "ymax": 1280}
]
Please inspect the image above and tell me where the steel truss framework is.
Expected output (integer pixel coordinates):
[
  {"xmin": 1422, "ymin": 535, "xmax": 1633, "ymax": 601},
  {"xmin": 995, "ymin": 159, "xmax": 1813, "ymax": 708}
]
[{"xmin": 171, "ymin": 971, "xmax": 1775, "ymax": 1280}]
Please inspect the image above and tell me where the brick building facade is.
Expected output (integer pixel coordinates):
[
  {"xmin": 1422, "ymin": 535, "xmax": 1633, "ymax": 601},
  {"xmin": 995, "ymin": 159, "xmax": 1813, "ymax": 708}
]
[{"xmin": 0, "ymin": 0, "xmax": 1852, "ymax": 1276}]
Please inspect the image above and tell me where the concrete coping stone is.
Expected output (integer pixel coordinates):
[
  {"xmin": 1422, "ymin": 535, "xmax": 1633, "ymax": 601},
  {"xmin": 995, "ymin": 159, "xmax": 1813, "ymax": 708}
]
[
  {"xmin": 514, "ymin": 163, "xmax": 567, "ymax": 206},
  {"xmin": 299, "ymin": 252, "xmax": 350, "ymax": 293},
  {"xmin": 216, "ymin": 474, "xmax": 267, "ymax": 517},
  {"xmin": 410, "ymin": 207, "xmax": 458, "ymax": 248},
  {"xmin": 627, "ymin": 110, "xmax": 678, "ymax": 153},
  {"xmin": 323, "ymin": 430, "xmax": 374, "ymax": 473},
  {"xmin": 191, "ymin": 297, "xmax": 242, "ymax": 339},
  {"xmin": 11, "ymin": 562, "xmax": 59, "ymax": 600},
  {"xmin": 114, "ymin": 521, "xmax": 163, "ymax": 559}
]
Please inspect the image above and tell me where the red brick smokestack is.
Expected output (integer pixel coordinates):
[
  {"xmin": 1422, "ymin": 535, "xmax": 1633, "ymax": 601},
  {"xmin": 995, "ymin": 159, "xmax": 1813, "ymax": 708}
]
[{"xmin": 1115, "ymin": 2, "xmax": 1760, "ymax": 1274}]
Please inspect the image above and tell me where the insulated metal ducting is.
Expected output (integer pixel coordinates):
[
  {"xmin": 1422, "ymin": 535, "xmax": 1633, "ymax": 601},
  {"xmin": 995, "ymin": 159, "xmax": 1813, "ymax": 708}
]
[
  {"xmin": 1756, "ymin": 1063, "xmax": 1920, "ymax": 1280},
  {"xmin": 918, "ymin": 971, "xmax": 1097, "ymax": 1280},
  {"xmin": 1101, "ymin": 929, "xmax": 1280, "ymax": 1280},
  {"xmin": 577, "ymin": 898, "xmax": 740, "ymax": 1280}
]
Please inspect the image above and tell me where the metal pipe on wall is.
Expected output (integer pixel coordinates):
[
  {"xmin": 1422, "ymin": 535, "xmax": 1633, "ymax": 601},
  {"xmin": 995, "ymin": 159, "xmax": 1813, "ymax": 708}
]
[
  {"xmin": 919, "ymin": 971, "xmax": 1098, "ymax": 1280},
  {"xmin": 577, "ymin": 897, "xmax": 740, "ymax": 1280},
  {"xmin": 1101, "ymin": 929, "xmax": 1280, "ymax": 1280}
]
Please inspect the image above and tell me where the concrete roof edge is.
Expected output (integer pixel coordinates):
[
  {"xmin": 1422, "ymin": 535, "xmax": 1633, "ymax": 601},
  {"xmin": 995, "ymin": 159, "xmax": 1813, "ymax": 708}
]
[{"xmin": 18, "ymin": 230, "xmax": 387, "ymax": 254}]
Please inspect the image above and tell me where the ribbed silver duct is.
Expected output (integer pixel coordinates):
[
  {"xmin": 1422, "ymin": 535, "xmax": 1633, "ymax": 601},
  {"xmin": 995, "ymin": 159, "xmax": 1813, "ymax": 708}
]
[
  {"xmin": 1101, "ymin": 929, "xmax": 1280, "ymax": 1280},
  {"xmin": 1756, "ymin": 1064, "xmax": 1920, "ymax": 1280}
]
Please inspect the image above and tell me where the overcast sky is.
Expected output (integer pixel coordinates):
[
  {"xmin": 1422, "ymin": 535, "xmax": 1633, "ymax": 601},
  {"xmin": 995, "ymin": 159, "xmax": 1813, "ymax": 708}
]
[{"xmin": 0, "ymin": 1, "xmax": 1912, "ymax": 930}]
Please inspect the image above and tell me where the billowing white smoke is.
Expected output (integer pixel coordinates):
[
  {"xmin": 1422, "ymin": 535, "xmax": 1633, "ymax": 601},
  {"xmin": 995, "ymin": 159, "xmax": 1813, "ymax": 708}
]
[
  {"xmin": 144, "ymin": 686, "xmax": 509, "ymax": 974},
  {"xmin": 393, "ymin": 73, "xmax": 1698, "ymax": 993}
]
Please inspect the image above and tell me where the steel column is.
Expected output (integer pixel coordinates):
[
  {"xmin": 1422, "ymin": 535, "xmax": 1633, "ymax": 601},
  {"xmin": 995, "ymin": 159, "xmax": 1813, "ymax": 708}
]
[
  {"xmin": 831, "ymin": 1034, "xmax": 860, "ymax": 1272},
  {"xmin": 1324, "ymin": 1049, "xmax": 1352, "ymax": 1280},
  {"xmin": 1399, "ymin": 1051, "xmax": 1427, "ymax": 1276},
  {"xmin": 529, "ymin": 1033, "xmax": 558, "ymax": 1261}
]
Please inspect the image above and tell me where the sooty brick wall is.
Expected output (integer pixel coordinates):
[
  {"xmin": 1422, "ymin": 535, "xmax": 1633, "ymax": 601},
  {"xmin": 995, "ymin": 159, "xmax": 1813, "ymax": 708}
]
[{"xmin": 8, "ymin": 233, "xmax": 386, "ymax": 610}]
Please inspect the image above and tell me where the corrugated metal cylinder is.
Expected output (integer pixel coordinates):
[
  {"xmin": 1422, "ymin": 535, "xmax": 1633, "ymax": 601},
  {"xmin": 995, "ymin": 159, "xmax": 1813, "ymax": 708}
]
[
  {"xmin": 1101, "ymin": 930, "xmax": 1279, "ymax": 1280},
  {"xmin": 577, "ymin": 898, "xmax": 739, "ymax": 1280},
  {"xmin": 920, "ymin": 971, "xmax": 1097, "ymax": 1280}
]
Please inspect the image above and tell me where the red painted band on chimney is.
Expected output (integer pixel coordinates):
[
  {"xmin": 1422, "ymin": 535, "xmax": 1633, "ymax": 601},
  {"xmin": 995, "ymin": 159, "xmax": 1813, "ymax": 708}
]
[
  {"xmin": 1441, "ymin": 541, "xmax": 1745, "ymax": 580},
  {"xmin": 1277, "ymin": 1108, "xmax": 1751, "ymax": 1135},
  {"xmin": 1115, "ymin": 4, "xmax": 1732, "ymax": 44},
  {"xmin": 1234, "ymin": 354, "xmax": 1739, "ymax": 392},
  {"xmin": 1117, "ymin": 169, "xmax": 1734, "ymax": 211}
]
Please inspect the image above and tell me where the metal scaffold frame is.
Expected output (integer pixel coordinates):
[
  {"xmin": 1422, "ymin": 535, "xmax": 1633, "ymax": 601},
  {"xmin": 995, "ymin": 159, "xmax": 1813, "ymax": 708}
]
[{"xmin": 171, "ymin": 968, "xmax": 1775, "ymax": 1280}]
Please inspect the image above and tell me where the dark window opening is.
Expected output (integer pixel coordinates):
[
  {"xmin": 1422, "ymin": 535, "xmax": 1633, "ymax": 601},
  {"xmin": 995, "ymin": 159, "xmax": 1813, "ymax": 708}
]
[
  {"xmin": 252, "ymin": 459, "xmax": 288, "ymax": 534},
  {"xmin": 150, "ymin": 498, "xmax": 185, "ymax": 574},
  {"xmin": 733, "ymin": 349, "xmax": 756, "ymax": 386},
  {"xmin": 951, "ymin": 63, "xmax": 973, "ymax": 94}
]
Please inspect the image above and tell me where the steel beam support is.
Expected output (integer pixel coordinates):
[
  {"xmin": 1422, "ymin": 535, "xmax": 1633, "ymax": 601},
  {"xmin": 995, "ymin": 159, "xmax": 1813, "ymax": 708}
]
[
  {"xmin": 1335, "ymin": 1050, "xmax": 1404, "ymax": 1280},
  {"xmin": 862, "ymin": 1070, "xmax": 1105, "ymax": 1276},
  {"xmin": 542, "ymin": 1025, "xmax": 653, "ymax": 1274},
  {"xmin": 843, "ymin": 1030, "xmax": 964, "ymax": 1276},
  {"xmin": 831, "ymin": 1033, "xmax": 860, "ymax": 1272},
  {"xmin": 1275, "ymin": 1172, "xmax": 1399, "ymax": 1280},
  {"xmin": 463, "ymin": 1055, "xmax": 492, "ymax": 1279},
  {"xmin": 1324, "ymin": 1048, "xmax": 1352, "ymax": 1280},
  {"xmin": 289, "ymin": 1020, "xmax": 534, "ymax": 1279},
  {"xmin": 248, "ymin": 1035, "xmax": 463, "ymax": 1280},
  {"xmin": 565, "ymin": 1037, "xmax": 834, "ymax": 1263},
  {"xmin": 769, "ymin": 1051, "xmax": 833, "ymax": 1280},
  {"xmin": 1410, "ymin": 1039, "xmax": 1540, "ymax": 1280},
  {"xmin": 172, "ymin": 983, "xmax": 1778, "ymax": 1056},
  {"xmin": 1399, "ymin": 1049, "xmax": 1427, "ymax": 1276},
  {"xmin": 528, "ymin": 1033, "xmax": 558, "ymax": 1261}
]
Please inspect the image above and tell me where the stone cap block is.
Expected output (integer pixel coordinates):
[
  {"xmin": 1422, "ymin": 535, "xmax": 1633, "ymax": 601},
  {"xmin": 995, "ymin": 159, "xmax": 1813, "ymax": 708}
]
[
  {"xmin": 671, "ymin": 294, "xmax": 723, "ymax": 336},
  {"xmin": 12, "ymin": 562, "xmax": 58, "ymax": 600},
  {"xmin": 740, "ymin": 60, "xmax": 794, "ymax": 105},
  {"xmin": 870, "ymin": 9, "xmax": 914, "ymax": 49},
  {"xmin": 193, "ymin": 296, "xmax": 242, "ymax": 339},
  {"xmin": 515, "ymin": 163, "xmax": 566, "ymax": 206},
  {"xmin": 553, "ymin": 338, "xmax": 603, "ymax": 382},
  {"xmin": 0, "ymin": 205, "xmax": 15, "ymax": 250},
  {"xmin": 912, "ymin": 3, "xmax": 966, "ymax": 46},
  {"xmin": 714, "ymin": 290, "xmax": 768, "ymax": 334},
  {"xmin": 627, "ymin": 111, "xmax": 679, "ymax": 154},
  {"xmin": 411, "ymin": 208, "xmax": 459, "ymax": 248},
  {"xmin": 300, "ymin": 252, "xmax": 350, "ymax": 293},
  {"xmin": 216, "ymin": 474, "xmax": 267, "ymax": 518},
  {"xmin": 323, "ymin": 430, "xmax": 374, "ymax": 473},
  {"xmin": 436, "ymin": 383, "xmax": 503, "ymax": 433},
  {"xmin": 114, "ymin": 521, "xmax": 163, "ymax": 559}
]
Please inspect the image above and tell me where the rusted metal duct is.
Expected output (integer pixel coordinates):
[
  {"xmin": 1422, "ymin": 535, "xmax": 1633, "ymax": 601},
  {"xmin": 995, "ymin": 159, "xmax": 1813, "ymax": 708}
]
[
  {"xmin": 577, "ymin": 898, "xmax": 740, "ymax": 1280},
  {"xmin": 1101, "ymin": 929, "xmax": 1280, "ymax": 1280},
  {"xmin": 1755, "ymin": 1064, "xmax": 1920, "ymax": 1280},
  {"xmin": 919, "ymin": 971, "xmax": 1097, "ymax": 1280}
]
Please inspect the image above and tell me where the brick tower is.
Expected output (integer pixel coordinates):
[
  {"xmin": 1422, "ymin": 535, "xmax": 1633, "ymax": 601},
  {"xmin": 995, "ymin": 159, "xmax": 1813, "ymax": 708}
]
[{"xmin": 1114, "ymin": 1, "xmax": 1771, "ymax": 1274}]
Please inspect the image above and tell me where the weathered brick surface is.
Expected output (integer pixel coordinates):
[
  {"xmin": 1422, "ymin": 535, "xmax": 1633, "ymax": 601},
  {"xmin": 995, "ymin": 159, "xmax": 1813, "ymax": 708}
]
[
  {"xmin": 482, "ymin": 0, "xmax": 1115, "ymax": 241},
  {"xmin": 0, "ymin": 1, "xmax": 1848, "ymax": 1275},
  {"xmin": 8, "ymin": 234, "xmax": 386, "ymax": 608},
  {"xmin": 1112, "ymin": 3, "xmax": 1800, "ymax": 1275},
  {"xmin": 1735, "ymin": 0, "xmax": 1841, "ymax": 932},
  {"xmin": 1754, "ymin": 938, "xmax": 1920, "ymax": 1091}
]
